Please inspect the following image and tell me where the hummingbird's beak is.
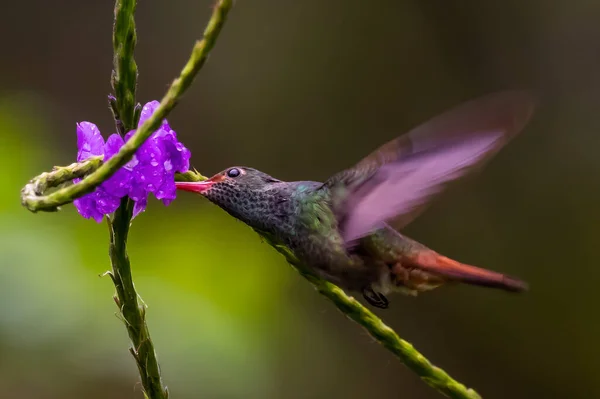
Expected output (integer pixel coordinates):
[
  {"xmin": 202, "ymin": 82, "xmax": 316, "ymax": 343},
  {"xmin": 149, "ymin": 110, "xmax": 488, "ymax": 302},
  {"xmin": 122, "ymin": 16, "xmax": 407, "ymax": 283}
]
[
  {"xmin": 175, "ymin": 180, "xmax": 214, "ymax": 194},
  {"xmin": 176, "ymin": 173, "xmax": 226, "ymax": 194}
]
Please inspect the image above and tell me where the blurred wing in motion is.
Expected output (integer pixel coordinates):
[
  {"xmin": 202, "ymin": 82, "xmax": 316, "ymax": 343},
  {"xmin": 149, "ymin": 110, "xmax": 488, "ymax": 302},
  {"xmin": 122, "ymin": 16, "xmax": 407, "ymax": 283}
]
[{"xmin": 325, "ymin": 91, "xmax": 536, "ymax": 243}]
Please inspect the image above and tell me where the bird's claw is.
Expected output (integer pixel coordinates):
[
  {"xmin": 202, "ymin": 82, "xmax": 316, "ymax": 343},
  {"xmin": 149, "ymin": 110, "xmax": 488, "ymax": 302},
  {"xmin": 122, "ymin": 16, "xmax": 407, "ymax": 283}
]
[{"xmin": 362, "ymin": 287, "xmax": 389, "ymax": 309}]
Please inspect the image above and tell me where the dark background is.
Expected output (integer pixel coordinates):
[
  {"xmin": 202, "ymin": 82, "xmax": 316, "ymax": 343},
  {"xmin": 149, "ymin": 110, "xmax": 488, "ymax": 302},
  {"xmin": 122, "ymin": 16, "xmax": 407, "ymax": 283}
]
[{"xmin": 1, "ymin": 1, "xmax": 598, "ymax": 398}]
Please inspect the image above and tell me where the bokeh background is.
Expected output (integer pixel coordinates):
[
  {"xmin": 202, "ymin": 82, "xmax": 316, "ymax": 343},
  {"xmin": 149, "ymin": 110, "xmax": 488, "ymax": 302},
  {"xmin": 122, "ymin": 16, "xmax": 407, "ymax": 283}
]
[{"xmin": 1, "ymin": 1, "xmax": 598, "ymax": 398}]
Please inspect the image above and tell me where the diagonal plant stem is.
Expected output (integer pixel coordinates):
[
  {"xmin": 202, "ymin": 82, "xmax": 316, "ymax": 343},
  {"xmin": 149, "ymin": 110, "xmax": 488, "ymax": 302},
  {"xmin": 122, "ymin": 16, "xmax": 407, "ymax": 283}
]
[
  {"xmin": 20, "ymin": 0, "xmax": 233, "ymax": 214},
  {"xmin": 304, "ymin": 271, "xmax": 482, "ymax": 399},
  {"xmin": 22, "ymin": 159, "xmax": 482, "ymax": 399},
  {"xmin": 263, "ymin": 237, "xmax": 482, "ymax": 399},
  {"xmin": 20, "ymin": 156, "xmax": 103, "ymax": 209},
  {"xmin": 20, "ymin": 158, "xmax": 204, "ymax": 200}
]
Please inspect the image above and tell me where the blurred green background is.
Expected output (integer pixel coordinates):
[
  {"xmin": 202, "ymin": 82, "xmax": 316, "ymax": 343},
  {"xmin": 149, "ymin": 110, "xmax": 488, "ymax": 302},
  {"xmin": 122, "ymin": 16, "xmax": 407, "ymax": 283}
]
[{"xmin": 1, "ymin": 1, "xmax": 598, "ymax": 398}]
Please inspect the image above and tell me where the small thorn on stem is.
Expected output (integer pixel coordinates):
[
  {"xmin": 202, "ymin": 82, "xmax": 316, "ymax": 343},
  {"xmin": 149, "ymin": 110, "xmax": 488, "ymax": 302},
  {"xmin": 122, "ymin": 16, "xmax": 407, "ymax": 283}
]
[
  {"xmin": 108, "ymin": 93, "xmax": 126, "ymax": 136},
  {"xmin": 129, "ymin": 347, "xmax": 140, "ymax": 361},
  {"xmin": 133, "ymin": 102, "xmax": 142, "ymax": 127}
]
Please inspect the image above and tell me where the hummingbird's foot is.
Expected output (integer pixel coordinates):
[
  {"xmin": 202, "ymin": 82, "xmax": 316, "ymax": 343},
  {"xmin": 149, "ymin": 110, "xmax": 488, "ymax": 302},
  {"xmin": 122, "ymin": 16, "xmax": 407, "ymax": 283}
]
[{"xmin": 362, "ymin": 286, "xmax": 389, "ymax": 309}]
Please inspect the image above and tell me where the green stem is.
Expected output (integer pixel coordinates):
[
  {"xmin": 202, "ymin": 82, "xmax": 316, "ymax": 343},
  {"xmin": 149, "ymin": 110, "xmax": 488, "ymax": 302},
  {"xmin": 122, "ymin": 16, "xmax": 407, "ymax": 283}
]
[
  {"xmin": 21, "ymin": 160, "xmax": 482, "ymax": 398},
  {"xmin": 108, "ymin": 201, "xmax": 169, "ymax": 399},
  {"xmin": 20, "ymin": 156, "xmax": 103, "ymax": 210},
  {"xmin": 260, "ymin": 234, "xmax": 482, "ymax": 399},
  {"xmin": 105, "ymin": 2, "xmax": 231, "ymax": 398},
  {"xmin": 109, "ymin": 1, "xmax": 168, "ymax": 398},
  {"xmin": 20, "ymin": 0, "xmax": 233, "ymax": 214},
  {"xmin": 19, "ymin": 158, "xmax": 204, "ymax": 209},
  {"xmin": 112, "ymin": 0, "xmax": 138, "ymax": 132},
  {"xmin": 309, "ymin": 276, "xmax": 480, "ymax": 399}
]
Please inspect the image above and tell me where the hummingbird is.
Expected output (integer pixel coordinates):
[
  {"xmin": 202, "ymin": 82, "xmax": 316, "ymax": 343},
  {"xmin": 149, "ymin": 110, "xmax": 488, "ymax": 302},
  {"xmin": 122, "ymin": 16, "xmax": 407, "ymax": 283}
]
[{"xmin": 176, "ymin": 91, "xmax": 534, "ymax": 309}]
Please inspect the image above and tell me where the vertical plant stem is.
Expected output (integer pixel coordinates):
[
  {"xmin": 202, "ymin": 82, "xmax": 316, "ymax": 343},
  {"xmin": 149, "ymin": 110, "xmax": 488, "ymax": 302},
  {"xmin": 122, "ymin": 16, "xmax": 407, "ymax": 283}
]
[
  {"xmin": 109, "ymin": 203, "xmax": 168, "ymax": 399},
  {"xmin": 112, "ymin": 0, "xmax": 138, "ymax": 132},
  {"xmin": 109, "ymin": 0, "xmax": 168, "ymax": 398}
]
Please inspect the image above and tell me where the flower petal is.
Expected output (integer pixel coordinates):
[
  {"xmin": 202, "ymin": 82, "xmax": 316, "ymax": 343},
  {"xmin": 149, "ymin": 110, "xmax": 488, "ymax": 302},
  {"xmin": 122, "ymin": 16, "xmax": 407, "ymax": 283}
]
[
  {"xmin": 104, "ymin": 134, "xmax": 124, "ymax": 158},
  {"xmin": 102, "ymin": 170, "xmax": 132, "ymax": 198},
  {"xmin": 138, "ymin": 101, "xmax": 170, "ymax": 131},
  {"xmin": 167, "ymin": 140, "xmax": 191, "ymax": 173},
  {"xmin": 95, "ymin": 191, "xmax": 122, "ymax": 215},
  {"xmin": 133, "ymin": 162, "xmax": 164, "ymax": 193},
  {"xmin": 102, "ymin": 134, "xmax": 132, "ymax": 197},
  {"xmin": 132, "ymin": 196, "xmax": 148, "ymax": 218},
  {"xmin": 74, "ymin": 192, "xmax": 104, "ymax": 223},
  {"xmin": 155, "ymin": 176, "xmax": 176, "ymax": 205},
  {"xmin": 77, "ymin": 122, "xmax": 105, "ymax": 162}
]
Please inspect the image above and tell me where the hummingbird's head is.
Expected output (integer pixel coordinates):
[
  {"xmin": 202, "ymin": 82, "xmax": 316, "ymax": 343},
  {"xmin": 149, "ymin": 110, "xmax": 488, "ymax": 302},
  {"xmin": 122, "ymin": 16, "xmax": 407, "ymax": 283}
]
[{"xmin": 175, "ymin": 167, "xmax": 283, "ymax": 225}]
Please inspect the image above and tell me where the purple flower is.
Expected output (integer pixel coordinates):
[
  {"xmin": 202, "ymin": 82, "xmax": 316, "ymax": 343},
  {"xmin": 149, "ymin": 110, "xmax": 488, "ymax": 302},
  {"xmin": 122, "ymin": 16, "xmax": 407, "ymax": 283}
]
[{"xmin": 73, "ymin": 101, "xmax": 191, "ymax": 222}]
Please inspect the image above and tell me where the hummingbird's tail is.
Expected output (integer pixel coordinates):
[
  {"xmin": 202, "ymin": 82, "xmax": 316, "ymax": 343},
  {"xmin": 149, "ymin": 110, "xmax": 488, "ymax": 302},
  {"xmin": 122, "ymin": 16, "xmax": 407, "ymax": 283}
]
[{"xmin": 403, "ymin": 251, "xmax": 528, "ymax": 292}]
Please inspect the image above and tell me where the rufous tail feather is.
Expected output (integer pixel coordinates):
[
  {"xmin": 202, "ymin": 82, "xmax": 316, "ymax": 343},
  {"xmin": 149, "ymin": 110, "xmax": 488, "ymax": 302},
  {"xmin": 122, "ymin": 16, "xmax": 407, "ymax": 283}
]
[{"xmin": 406, "ymin": 251, "xmax": 528, "ymax": 292}]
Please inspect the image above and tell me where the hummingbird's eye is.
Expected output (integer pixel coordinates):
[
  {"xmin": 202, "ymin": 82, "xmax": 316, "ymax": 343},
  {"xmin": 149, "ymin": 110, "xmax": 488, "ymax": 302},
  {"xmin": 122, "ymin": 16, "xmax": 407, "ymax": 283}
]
[{"xmin": 227, "ymin": 168, "xmax": 241, "ymax": 178}]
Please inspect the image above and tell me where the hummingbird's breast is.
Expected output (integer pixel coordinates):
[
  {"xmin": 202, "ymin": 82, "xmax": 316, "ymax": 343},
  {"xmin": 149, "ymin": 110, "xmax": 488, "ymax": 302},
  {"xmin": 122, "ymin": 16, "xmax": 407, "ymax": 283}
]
[{"xmin": 255, "ymin": 182, "xmax": 386, "ymax": 291}]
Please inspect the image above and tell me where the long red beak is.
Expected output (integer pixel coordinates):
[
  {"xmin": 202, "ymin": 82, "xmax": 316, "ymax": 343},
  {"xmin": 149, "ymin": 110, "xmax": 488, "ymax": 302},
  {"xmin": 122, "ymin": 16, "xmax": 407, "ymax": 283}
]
[{"xmin": 175, "ymin": 180, "xmax": 214, "ymax": 194}]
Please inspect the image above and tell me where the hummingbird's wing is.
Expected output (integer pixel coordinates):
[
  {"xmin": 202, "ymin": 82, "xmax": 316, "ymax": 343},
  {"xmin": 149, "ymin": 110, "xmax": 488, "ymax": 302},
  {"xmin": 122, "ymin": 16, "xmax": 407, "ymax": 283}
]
[{"xmin": 324, "ymin": 91, "xmax": 535, "ymax": 243}]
